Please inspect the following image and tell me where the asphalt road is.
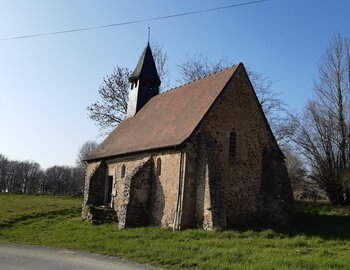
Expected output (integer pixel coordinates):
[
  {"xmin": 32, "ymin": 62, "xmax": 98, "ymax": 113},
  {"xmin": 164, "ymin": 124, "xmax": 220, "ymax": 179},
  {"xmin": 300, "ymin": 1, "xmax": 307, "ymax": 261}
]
[{"xmin": 0, "ymin": 243, "xmax": 162, "ymax": 270}]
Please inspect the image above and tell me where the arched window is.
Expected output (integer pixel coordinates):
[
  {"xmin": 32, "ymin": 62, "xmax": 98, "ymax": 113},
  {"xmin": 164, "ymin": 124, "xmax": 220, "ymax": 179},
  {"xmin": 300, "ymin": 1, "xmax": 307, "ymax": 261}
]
[
  {"xmin": 121, "ymin": 164, "xmax": 126, "ymax": 178},
  {"xmin": 229, "ymin": 130, "xmax": 237, "ymax": 159},
  {"xmin": 157, "ymin": 158, "xmax": 161, "ymax": 176}
]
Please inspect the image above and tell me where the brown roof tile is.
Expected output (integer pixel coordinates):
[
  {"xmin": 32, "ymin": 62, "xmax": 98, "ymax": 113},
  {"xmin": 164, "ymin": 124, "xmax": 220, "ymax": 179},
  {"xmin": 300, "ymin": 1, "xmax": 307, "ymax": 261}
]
[{"xmin": 88, "ymin": 64, "xmax": 240, "ymax": 160}]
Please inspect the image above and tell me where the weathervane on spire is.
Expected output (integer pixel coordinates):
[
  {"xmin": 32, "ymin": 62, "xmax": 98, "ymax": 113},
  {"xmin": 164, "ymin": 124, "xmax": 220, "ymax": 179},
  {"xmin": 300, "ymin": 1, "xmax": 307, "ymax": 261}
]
[{"xmin": 147, "ymin": 27, "xmax": 151, "ymax": 44}]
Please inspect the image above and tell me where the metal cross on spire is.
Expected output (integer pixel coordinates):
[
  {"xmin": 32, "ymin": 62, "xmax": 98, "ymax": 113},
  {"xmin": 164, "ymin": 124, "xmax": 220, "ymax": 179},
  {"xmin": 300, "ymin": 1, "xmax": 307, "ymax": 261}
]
[{"xmin": 147, "ymin": 27, "xmax": 150, "ymax": 44}]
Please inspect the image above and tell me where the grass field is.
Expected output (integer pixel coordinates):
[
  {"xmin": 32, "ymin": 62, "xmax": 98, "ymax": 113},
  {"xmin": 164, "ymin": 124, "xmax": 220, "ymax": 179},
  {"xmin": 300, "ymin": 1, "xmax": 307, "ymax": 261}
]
[{"xmin": 0, "ymin": 194, "xmax": 350, "ymax": 270}]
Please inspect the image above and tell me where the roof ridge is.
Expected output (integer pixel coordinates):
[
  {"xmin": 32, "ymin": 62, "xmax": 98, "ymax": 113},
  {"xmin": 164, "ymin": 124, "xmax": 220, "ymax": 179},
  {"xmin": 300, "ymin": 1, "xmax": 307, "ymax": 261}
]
[
  {"xmin": 159, "ymin": 64, "xmax": 238, "ymax": 95},
  {"xmin": 87, "ymin": 63, "xmax": 240, "ymax": 161}
]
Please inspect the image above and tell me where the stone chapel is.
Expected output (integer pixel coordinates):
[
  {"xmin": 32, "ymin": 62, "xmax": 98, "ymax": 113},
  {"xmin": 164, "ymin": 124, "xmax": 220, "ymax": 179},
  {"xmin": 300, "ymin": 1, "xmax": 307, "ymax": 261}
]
[{"xmin": 82, "ymin": 43, "xmax": 293, "ymax": 230}]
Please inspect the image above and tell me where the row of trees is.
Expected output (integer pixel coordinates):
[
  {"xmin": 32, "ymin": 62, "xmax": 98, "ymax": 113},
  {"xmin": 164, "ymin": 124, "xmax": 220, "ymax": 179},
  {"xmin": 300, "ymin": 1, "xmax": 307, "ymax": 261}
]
[
  {"xmin": 86, "ymin": 35, "xmax": 350, "ymax": 205},
  {"xmin": 0, "ymin": 141, "xmax": 98, "ymax": 196}
]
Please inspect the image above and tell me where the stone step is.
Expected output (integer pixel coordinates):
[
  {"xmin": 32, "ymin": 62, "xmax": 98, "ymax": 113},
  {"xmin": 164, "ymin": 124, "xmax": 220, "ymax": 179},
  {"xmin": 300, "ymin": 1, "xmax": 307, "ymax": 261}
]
[{"xmin": 88, "ymin": 206, "xmax": 117, "ymax": 224}]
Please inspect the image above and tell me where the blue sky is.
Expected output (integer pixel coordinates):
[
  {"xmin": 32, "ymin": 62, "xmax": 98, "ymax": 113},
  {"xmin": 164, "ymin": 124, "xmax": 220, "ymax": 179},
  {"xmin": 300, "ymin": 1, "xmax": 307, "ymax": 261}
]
[{"xmin": 1, "ymin": 0, "xmax": 350, "ymax": 168}]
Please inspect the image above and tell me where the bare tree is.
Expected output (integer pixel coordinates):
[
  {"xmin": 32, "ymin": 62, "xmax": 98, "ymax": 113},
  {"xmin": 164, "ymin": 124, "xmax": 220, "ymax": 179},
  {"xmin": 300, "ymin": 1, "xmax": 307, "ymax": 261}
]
[
  {"xmin": 0, "ymin": 154, "xmax": 9, "ymax": 193},
  {"xmin": 248, "ymin": 70, "xmax": 292, "ymax": 145},
  {"xmin": 76, "ymin": 140, "xmax": 99, "ymax": 171},
  {"xmin": 284, "ymin": 148, "xmax": 306, "ymax": 194},
  {"xmin": 70, "ymin": 166, "xmax": 85, "ymax": 196},
  {"xmin": 87, "ymin": 66, "xmax": 130, "ymax": 135},
  {"xmin": 293, "ymin": 34, "xmax": 350, "ymax": 205},
  {"xmin": 178, "ymin": 54, "xmax": 229, "ymax": 84},
  {"xmin": 20, "ymin": 161, "xmax": 42, "ymax": 194},
  {"xmin": 151, "ymin": 41, "xmax": 169, "ymax": 90},
  {"xmin": 5, "ymin": 161, "xmax": 23, "ymax": 193},
  {"xmin": 87, "ymin": 42, "xmax": 168, "ymax": 135},
  {"xmin": 44, "ymin": 166, "xmax": 73, "ymax": 195},
  {"xmin": 178, "ymin": 55, "xmax": 290, "ymax": 145},
  {"xmin": 283, "ymin": 146, "xmax": 322, "ymax": 201}
]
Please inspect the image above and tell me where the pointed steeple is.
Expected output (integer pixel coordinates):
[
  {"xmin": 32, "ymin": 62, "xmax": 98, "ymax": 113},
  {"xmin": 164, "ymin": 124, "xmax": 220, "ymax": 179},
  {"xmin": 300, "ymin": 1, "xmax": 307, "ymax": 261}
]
[
  {"xmin": 127, "ymin": 44, "xmax": 161, "ymax": 118},
  {"xmin": 129, "ymin": 43, "xmax": 160, "ymax": 85}
]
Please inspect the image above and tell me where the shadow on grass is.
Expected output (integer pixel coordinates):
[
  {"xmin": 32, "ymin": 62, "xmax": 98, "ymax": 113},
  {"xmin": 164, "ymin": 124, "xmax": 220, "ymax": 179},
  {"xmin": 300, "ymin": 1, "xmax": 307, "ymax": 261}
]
[
  {"xmin": 234, "ymin": 201, "xmax": 350, "ymax": 241},
  {"xmin": 278, "ymin": 212, "xmax": 350, "ymax": 240},
  {"xmin": 0, "ymin": 207, "xmax": 81, "ymax": 229}
]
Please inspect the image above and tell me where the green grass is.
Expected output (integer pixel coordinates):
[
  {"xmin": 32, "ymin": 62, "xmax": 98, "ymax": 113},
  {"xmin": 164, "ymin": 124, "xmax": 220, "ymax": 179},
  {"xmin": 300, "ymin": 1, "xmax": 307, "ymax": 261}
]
[
  {"xmin": 0, "ymin": 195, "xmax": 350, "ymax": 270},
  {"xmin": 0, "ymin": 194, "xmax": 81, "ymax": 228}
]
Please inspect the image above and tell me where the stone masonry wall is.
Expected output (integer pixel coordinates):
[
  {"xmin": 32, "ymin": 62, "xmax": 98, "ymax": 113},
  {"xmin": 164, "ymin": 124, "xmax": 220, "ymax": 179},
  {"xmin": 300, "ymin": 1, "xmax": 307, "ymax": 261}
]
[
  {"xmin": 192, "ymin": 132, "xmax": 227, "ymax": 230},
  {"xmin": 82, "ymin": 161, "xmax": 106, "ymax": 219},
  {"xmin": 149, "ymin": 151, "xmax": 181, "ymax": 227},
  {"xmin": 85, "ymin": 161, "xmax": 107, "ymax": 205},
  {"xmin": 188, "ymin": 66, "xmax": 293, "ymax": 228},
  {"xmin": 259, "ymin": 146, "xmax": 293, "ymax": 224},
  {"xmin": 108, "ymin": 157, "xmax": 150, "ymax": 228},
  {"xmin": 125, "ymin": 158, "xmax": 154, "ymax": 227},
  {"xmin": 106, "ymin": 150, "xmax": 181, "ymax": 228}
]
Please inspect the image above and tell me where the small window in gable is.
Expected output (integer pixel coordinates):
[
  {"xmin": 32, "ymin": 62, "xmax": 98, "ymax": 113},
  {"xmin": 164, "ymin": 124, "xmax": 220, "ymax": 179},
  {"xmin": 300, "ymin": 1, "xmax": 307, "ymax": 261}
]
[
  {"xmin": 229, "ymin": 131, "xmax": 237, "ymax": 159},
  {"xmin": 157, "ymin": 158, "xmax": 161, "ymax": 176},
  {"xmin": 121, "ymin": 164, "xmax": 126, "ymax": 178}
]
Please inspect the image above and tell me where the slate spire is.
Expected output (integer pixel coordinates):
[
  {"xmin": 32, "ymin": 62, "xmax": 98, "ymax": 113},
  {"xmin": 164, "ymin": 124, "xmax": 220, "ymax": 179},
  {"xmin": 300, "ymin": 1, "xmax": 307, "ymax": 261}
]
[
  {"xmin": 129, "ymin": 44, "xmax": 161, "ymax": 85},
  {"xmin": 127, "ymin": 43, "xmax": 161, "ymax": 118}
]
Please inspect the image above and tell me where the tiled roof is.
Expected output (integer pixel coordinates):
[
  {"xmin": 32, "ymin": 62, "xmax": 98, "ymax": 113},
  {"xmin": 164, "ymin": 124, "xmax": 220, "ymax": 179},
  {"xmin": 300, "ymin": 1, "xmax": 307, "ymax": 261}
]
[{"xmin": 87, "ymin": 64, "xmax": 240, "ymax": 160}]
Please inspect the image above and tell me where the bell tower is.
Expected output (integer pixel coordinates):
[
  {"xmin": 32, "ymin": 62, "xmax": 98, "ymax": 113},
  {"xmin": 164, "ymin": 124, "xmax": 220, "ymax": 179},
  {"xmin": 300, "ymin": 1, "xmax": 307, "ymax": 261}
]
[{"xmin": 126, "ymin": 43, "xmax": 161, "ymax": 118}]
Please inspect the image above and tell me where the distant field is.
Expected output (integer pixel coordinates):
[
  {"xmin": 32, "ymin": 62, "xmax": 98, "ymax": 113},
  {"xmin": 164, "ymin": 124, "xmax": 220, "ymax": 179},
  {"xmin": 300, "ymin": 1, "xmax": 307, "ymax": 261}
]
[
  {"xmin": 0, "ymin": 194, "xmax": 350, "ymax": 270},
  {"xmin": 0, "ymin": 194, "xmax": 81, "ymax": 228}
]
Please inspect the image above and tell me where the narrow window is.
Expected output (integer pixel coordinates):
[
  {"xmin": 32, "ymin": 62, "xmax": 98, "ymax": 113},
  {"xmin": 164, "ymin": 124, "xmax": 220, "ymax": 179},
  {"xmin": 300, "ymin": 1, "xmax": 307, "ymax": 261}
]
[
  {"xmin": 157, "ymin": 158, "xmax": 161, "ymax": 176},
  {"xmin": 229, "ymin": 131, "xmax": 237, "ymax": 159},
  {"xmin": 121, "ymin": 164, "xmax": 126, "ymax": 178}
]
